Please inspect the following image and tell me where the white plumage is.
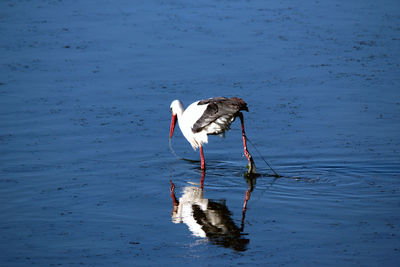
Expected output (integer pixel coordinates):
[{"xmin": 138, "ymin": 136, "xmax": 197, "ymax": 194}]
[
  {"xmin": 170, "ymin": 100, "xmax": 208, "ymax": 149},
  {"xmin": 169, "ymin": 97, "xmax": 255, "ymax": 171}
]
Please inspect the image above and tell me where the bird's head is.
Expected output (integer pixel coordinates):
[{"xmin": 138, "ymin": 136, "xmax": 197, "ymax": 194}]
[{"xmin": 169, "ymin": 100, "xmax": 183, "ymax": 139}]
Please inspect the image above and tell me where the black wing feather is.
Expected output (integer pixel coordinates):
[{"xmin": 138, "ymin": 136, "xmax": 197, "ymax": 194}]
[{"xmin": 192, "ymin": 97, "xmax": 248, "ymax": 133}]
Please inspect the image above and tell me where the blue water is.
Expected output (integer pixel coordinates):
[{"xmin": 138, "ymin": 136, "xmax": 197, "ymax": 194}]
[{"xmin": 1, "ymin": 0, "xmax": 399, "ymax": 266}]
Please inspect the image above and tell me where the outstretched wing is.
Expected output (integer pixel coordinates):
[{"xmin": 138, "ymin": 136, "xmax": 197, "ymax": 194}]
[{"xmin": 192, "ymin": 97, "xmax": 248, "ymax": 133}]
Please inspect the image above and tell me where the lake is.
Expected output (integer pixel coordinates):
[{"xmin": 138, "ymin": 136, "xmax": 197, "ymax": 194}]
[{"xmin": 1, "ymin": 0, "xmax": 399, "ymax": 266}]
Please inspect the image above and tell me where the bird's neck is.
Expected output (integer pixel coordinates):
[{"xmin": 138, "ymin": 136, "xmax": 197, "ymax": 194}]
[
  {"xmin": 175, "ymin": 102, "xmax": 187, "ymax": 134},
  {"xmin": 174, "ymin": 101, "xmax": 185, "ymax": 120}
]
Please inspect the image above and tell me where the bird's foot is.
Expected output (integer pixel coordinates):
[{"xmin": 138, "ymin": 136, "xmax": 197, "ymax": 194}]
[{"xmin": 245, "ymin": 152, "xmax": 257, "ymax": 174}]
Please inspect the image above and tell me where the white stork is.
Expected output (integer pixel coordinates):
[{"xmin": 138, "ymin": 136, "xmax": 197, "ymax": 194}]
[{"xmin": 169, "ymin": 97, "xmax": 255, "ymax": 172}]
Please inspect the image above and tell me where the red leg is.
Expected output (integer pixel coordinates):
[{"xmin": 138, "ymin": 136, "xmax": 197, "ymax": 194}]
[
  {"xmin": 200, "ymin": 145, "xmax": 206, "ymax": 170},
  {"xmin": 200, "ymin": 169, "xmax": 205, "ymax": 190},
  {"xmin": 238, "ymin": 113, "xmax": 250, "ymax": 159},
  {"xmin": 238, "ymin": 113, "xmax": 256, "ymax": 173}
]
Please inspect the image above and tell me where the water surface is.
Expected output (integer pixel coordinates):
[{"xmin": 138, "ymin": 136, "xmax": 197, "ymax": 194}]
[{"xmin": 1, "ymin": 0, "xmax": 399, "ymax": 266}]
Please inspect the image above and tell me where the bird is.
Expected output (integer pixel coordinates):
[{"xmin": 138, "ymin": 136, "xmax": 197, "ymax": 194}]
[{"xmin": 169, "ymin": 97, "xmax": 256, "ymax": 172}]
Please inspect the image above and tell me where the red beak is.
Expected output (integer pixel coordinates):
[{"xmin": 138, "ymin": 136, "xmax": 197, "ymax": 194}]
[{"xmin": 169, "ymin": 114, "xmax": 177, "ymax": 139}]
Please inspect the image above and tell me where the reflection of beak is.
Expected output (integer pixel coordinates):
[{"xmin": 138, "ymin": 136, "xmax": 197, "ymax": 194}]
[{"xmin": 169, "ymin": 114, "xmax": 177, "ymax": 139}]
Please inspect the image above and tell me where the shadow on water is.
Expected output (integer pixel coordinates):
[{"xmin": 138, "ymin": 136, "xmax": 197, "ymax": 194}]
[{"xmin": 169, "ymin": 170, "xmax": 266, "ymax": 252}]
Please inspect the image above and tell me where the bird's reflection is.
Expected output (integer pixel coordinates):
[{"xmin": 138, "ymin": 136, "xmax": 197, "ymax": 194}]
[{"xmin": 169, "ymin": 170, "xmax": 257, "ymax": 251}]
